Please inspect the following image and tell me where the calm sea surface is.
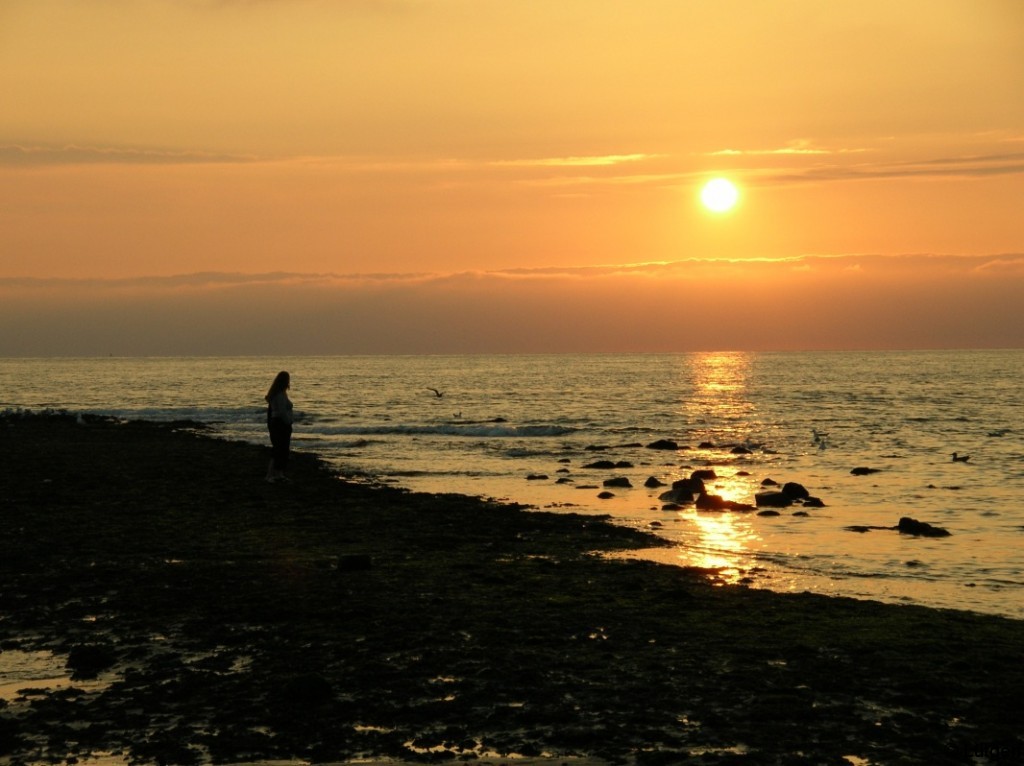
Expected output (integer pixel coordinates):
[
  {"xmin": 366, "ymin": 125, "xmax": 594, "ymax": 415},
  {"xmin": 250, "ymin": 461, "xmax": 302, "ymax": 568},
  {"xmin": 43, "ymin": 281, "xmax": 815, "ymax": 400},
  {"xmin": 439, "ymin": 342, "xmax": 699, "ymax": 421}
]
[{"xmin": 3, "ymin": 351, "xmax": 1022, "ymax": 619}]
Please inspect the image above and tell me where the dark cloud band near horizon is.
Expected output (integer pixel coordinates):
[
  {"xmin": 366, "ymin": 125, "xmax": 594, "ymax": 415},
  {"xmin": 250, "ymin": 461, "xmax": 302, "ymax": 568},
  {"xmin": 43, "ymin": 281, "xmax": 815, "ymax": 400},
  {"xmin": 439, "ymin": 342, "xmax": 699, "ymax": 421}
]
[{"xmin": 2, "ymin": 254, "xmax": 1021, "ymax": 356}]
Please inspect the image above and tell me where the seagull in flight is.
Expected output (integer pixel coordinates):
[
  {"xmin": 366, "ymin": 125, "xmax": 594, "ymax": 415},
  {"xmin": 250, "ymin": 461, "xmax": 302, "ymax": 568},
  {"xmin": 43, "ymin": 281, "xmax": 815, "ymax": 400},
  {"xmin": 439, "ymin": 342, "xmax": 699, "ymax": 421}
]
[{"xmin": 426, "ymin": 387, "xmax": 444, "ymax": 398}]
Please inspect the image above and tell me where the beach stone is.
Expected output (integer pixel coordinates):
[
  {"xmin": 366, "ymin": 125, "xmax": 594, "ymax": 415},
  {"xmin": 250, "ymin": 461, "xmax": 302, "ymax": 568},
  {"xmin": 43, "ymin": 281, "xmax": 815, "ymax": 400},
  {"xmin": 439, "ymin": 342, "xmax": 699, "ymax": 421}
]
[
  {"xmin": 526, "ymin": 474, "xmax": 549, "ymax": 481},
  {"xmin": 851, "ymin": 466, "xmax": 881, "ymax": 476},
  {"xmin": 644, "ymin": 476, "xmax": 666, "ymax": 488},
  {"xmin": 782, "ymin": 482, "xmax": 810, "ymax": 500},
  {"xmin": 803, "ymin": 496, "xmax": 826, "ymax": 508},
  {"xmin": 603, "ymin": 477, "xmax": 632, "ymax": 488},
  {"xmin": 761, "ymin": 477, "xmax": 779, "ymax": 486},
  {"xmin": 66, "ymin": 644, "xmax": 118, "ymax": 680},
  {"xmin": 280, "ymin": 673, "xmax": 334, "ymax": 708},
  {"xmin": 897, "ymin": 517, "xmax": 951, "ymax": 537},
  {"xmin": 661, "ymin": 503, "xmax": 684, "ymax": 511},
  {"xmin": 793, "ymin": 511, "xmax": 811, "ymax": 517},
  {"xmin": 658, "ymin": 476, "xmax": 704, "ymax": 504},
  {"xmin": 755, "ymin": 491, "xmax": 793, "ymax": 508},
  {"xmin": 757, "ymin": 510, "xmax": 781, "ymax": 517},
  {"xmin": 691, "ymin": 469, "xmax": 717, "ymax": 481},
  {"xmin": 336, "ymin": 554, "xmax": 373, "ymax": 572},
  {"xmin": 730, "ymin": 445, "xmax": 752, "ymax": 454},
  {"xmin": 597, "ymin": 491, "xmax": 615, "ymax": 499},
  {"xmin": 555, "ymin": 477, "xmax": 573, "ymax": 484},
  {"xmin": 696, "ymin": 492, "xmax": 754, "ymax": 512},
  {"xmin": 698, "ymin": 441, "xmax": 715, "ymax": 449},
  {"xmin": 646, "ymin": 439, "xmax": 679, "ymax": 450},
  {"xmin": 584, "ymin": 460, "xmax": 617, "ymax": 469}
]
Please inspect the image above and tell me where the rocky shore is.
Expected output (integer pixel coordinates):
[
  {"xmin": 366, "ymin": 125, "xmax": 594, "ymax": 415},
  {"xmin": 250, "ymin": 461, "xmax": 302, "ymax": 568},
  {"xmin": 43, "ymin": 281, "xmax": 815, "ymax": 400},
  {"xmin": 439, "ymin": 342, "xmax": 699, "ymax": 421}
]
[{"xmin": 1, "ymin": 412, "xmax": 1021, "ymax": 765}]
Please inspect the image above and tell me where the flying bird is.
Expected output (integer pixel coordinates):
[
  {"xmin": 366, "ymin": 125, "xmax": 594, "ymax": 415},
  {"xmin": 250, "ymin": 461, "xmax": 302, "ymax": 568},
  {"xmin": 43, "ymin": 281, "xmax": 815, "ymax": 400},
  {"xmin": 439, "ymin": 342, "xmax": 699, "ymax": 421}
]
[{"xmin": 426, "ymin": 388, "xmax": 444, "ymax": 398}]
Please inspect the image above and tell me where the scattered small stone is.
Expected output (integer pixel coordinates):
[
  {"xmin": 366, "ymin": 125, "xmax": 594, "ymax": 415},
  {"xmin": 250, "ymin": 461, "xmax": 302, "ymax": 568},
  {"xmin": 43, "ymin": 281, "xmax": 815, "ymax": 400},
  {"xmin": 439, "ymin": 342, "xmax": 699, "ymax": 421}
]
[
  {"xmin": 603, "ymin": 477, "xmax": 632, "ymax": 488},
  {"xmin": 757, "ymin": 510, "xmax": 781, "ymax": 517},
  {"xmin": 644, "ymin": 476, "xmax": 666, "ymax": 488},
  {"xmin": 597, "ymin": 491, "xmax": 615, "ymax": 499},
  {"xmin": 646, "ymin": 439, "xmax": 679, "ymax": 450},
  {"xmin": 898, "ymin": 517, "xmax": 951, "ymax": 537},
  {"xmin": 755, "ymin": 491, "xmax": 792, "ymax": 508},
  {"xmin": 851, "ymin": 467, "xmax": 881, "ymax": 476},
  {"xmin": 526, "ymin": 474, "xmax": 549, "ymax": 481}
]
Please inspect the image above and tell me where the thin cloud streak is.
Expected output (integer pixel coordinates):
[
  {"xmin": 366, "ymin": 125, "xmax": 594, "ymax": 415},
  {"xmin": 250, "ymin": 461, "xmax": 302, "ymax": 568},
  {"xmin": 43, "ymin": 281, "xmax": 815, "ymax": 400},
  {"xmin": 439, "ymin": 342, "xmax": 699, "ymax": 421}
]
[{"xmin": 0, "ymin": 144, "xmax": 258, "ymax": 167}]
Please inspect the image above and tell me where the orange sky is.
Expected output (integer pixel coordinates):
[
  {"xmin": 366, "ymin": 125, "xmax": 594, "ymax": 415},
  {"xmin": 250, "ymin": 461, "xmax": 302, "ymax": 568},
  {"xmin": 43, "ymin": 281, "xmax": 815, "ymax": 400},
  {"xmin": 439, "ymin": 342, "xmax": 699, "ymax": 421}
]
[{"xmin": 1, "ymin": 0, "xmax": 1022, "ymax": 354}]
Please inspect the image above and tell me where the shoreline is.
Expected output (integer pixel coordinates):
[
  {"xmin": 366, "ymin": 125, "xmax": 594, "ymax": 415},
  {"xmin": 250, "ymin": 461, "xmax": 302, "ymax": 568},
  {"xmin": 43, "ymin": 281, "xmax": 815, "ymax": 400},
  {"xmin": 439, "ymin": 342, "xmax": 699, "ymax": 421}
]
[{"xmin": 1, "ymin": 412, "xmax": 1022, "ymax": 765}]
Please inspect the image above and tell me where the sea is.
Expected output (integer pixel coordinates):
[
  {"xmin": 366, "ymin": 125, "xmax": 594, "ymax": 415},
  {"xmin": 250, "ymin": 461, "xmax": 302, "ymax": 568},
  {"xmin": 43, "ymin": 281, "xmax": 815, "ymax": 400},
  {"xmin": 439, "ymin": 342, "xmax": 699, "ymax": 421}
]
[{"xmin": 2, "ymin": 350, "xmax": 1022, "ymax": 620}]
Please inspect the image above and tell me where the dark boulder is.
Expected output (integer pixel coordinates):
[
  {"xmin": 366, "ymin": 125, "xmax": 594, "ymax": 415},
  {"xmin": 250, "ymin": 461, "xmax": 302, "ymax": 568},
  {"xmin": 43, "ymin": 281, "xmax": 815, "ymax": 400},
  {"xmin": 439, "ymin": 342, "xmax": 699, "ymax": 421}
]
[
  {"xmin": 603, "ymin": 477, "xmax": 633, "ymax": 488},
  {"xmin": 644, "ymin": 476, "xmax": 666, "ymax": 488},
  {"xmin": 698, "ymin": 441, "xmax": 716, "ymax": 449},
  {"xmin": 658, "ymin": 476, "xmax": 705, "ymax": 504},
  {"xmin": 691, "ymin": 469, "xmax": 717, "ymax": 481},
  {"xmin": 730, "ymin": 445, "xmax": 752, "ymax": 454},
  {"xmin": 851, "ymin": 467, "xmax": 881, "ymax": 476},
  {"xmin": 647, "ymin": 439, "xmax": 680, "ymax": 450},
  {"xmin": 802, "ymin": 496, "xmax": 826, "ymax": 508},
  {"xmin": 757, "ymin": 510, "xmax": 781, "ymax": 517},
  {"xmin": 280, "ymin": 673, "xmax": 334, "ymax": 709},
  {"xmin": 597, "ymin": 491, "xmax": 615, "ymax": 499},
  {"xmin": 696, "ymin": 492, "xmax": 754, "ymax": 511},
  {"xmin": 755, "ymin": 491, "xmax": 793, "ymax": 508},
  {"xmin": 67, "ymin": 644, "xmax": 118, "ymax": 680},
  {"xmin": 782, "ymin": 482, "xmax": 810, "ymax": 500},
  {"xmin": 898, "ymin": 517, "xmax": 951, "ymax": 537},
  {"xmin": 761, "ymin": 477, "xmax": 779, "ymax": 486},
  {"xmin": 584, "ymin": 460, "xmax": 633, "ymax": 469}
]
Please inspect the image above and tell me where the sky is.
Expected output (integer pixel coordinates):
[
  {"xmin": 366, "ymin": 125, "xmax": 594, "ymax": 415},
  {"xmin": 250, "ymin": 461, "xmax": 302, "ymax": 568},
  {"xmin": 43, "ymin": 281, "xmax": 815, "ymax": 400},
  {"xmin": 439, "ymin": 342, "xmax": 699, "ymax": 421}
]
[{"xmin": 2, "ymin": 0, "xmax": 1023, "ymax": 355}]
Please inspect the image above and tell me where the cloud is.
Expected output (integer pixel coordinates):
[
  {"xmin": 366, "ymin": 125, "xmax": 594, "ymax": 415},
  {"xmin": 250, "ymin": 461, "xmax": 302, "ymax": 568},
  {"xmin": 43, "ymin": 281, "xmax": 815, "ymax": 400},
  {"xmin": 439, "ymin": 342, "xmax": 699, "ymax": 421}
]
[
  {"xmin": 2, "ymin": 254, "xmax": 1021, "ymax": 356},
  {"xmin": 704, "ymin": 139, "xmax": 852, "ymax": 157},
  {"xmin": 767, "ymin": 152, "xmax": 1024, "ymax": 184},
  {"xmin": 493, "ymin": 154, "xmax": 658, "ymax": 168},
  {"xmin": 0, "ymin": 144, "xmax": 257, "ymax": 167}
]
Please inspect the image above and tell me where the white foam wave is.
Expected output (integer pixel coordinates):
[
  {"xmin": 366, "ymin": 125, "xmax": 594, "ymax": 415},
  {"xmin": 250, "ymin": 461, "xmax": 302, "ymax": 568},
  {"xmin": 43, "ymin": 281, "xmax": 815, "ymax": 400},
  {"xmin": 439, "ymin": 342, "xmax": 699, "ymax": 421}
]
[{"xmin": 315, "ymin": 423, "xmax": 577, "ymax": 438}]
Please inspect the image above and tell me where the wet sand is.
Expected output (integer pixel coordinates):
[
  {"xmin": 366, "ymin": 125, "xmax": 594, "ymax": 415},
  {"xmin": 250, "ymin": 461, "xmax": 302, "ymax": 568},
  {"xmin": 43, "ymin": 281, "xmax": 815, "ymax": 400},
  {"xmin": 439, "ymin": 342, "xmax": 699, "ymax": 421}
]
[{"xmin": 1, "ymin": 412, "xmax": 1022, "ymax": 765}]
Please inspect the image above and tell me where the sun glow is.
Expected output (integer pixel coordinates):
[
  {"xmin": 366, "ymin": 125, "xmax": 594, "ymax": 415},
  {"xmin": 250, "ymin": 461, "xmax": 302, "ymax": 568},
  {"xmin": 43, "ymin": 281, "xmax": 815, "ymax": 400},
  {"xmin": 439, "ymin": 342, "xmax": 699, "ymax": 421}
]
[{"xmin": 700, "ymin": 178, "xmax": 740, "ymax": 213}]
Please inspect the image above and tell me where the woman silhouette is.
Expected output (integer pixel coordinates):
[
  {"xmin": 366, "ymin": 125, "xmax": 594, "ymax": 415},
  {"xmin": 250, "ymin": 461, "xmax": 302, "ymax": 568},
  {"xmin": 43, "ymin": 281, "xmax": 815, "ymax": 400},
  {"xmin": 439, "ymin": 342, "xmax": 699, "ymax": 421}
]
[{"xmin": 265, "ymin": 371, "xmax": 294, "ymax": 482}]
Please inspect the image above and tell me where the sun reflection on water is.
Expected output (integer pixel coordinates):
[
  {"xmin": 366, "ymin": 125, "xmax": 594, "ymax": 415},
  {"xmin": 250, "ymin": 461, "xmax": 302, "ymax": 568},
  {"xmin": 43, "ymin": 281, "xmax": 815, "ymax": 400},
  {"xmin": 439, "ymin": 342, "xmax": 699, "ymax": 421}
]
[
  {"xmin": 688, "ymin": 511, "xmax": 761, "ymax": 580},
  {"xmin": 680, "ymin": 351, "xmax": 759, "ymax": 444}
]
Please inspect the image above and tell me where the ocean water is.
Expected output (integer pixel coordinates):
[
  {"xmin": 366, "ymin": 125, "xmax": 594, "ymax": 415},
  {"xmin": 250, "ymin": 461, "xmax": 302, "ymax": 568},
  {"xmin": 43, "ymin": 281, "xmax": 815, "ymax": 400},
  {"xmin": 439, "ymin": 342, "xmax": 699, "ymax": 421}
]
[{"xmin": 2, "ymin": 351, "xmax": 1022, "ymax": 619}]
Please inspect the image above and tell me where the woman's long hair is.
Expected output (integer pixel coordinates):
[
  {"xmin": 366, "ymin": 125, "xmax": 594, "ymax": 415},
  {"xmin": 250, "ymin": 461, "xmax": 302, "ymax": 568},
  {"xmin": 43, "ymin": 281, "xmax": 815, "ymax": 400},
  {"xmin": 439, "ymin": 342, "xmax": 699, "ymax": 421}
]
[{"xmin": 265, "ymin": 371, "xmax": 290, "ymax": 402}]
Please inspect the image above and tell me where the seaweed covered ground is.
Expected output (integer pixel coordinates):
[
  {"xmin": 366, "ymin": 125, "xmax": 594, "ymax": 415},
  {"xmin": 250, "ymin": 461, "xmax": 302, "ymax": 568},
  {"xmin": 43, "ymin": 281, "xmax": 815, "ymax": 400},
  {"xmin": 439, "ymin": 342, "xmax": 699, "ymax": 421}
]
[{"xmin": 0, "ymin": 413, "xmax": 1021, "ymax": 765}]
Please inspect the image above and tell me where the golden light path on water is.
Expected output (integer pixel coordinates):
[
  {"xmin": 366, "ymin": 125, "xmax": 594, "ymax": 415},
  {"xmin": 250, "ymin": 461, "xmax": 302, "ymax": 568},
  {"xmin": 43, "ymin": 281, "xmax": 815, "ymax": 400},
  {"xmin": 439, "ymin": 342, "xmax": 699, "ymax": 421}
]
[
  {"xmin": 683, "ymin": 352, "xmax": 762, "ymax": 581},
  {"xmin": 607, "ymin": 352, "xmax": 773, "ymax": 584}
]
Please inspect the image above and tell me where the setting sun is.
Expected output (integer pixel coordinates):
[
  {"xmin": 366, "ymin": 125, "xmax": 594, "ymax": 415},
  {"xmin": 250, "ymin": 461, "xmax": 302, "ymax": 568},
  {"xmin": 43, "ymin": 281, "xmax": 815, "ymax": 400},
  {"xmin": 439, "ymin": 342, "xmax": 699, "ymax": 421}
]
[{"xmin": 700, "ymin": 178, "xmax": 740, "ymax": 213}]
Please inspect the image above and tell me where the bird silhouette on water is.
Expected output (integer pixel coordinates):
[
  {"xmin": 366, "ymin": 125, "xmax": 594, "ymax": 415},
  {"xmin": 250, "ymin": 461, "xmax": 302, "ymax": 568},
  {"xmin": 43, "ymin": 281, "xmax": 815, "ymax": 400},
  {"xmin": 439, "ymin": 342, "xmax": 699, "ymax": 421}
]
[{"xmin": 951, "ymin": 452, "xmax": 970, "ymax": 462}]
